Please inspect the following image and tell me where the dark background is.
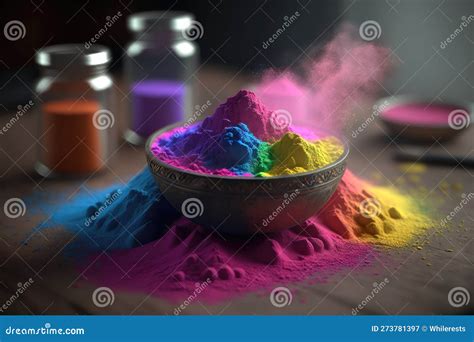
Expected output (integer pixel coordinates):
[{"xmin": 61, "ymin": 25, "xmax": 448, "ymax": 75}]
[
  {"xmin": 0, "ymin": 0, "xmax": 472, "ymax": 108},
  {"xmin": 0, "ymin": 0, "xmax": 342, "ymax": 108},
  {"xmin": 1, "ymin": 0, "xmax": 340, "ymax": 69}
]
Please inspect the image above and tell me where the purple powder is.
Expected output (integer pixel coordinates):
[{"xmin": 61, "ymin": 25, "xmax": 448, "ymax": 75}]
[{"xmin": 131, "ymin": 80, "xmax": 185, "ymax": 138}]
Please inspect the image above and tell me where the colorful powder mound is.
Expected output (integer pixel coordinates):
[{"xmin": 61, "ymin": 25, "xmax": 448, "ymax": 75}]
[
  {"xmin": 34, "ymin": 169, "xmax": 373, "ymax": 303},
  {"xmin": 35, "ymin": 166, "xmax": 434, "ymax": 304},
  {"xmin": 152, "ymin": 90, "xmax": 344, "ymax": 177},
  {"xmin": 318, "ymin": 170, "xmax": 434, "ymax": 247},
  {"xmin": 81, "ymin": 213, "xmax": 372, "ymax": 304},
  {"xmin": 257, "ymin": 134, "xmax": 343, "ymax": 177},
  {"xmin": 32, "ymin": 169, "xmax": 179, "ymax": 253}
]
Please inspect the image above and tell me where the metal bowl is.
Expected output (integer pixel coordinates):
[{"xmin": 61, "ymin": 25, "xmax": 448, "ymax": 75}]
[{"xmin": 145, "ymin": 122, "xmax": 349, "ymax": 235}]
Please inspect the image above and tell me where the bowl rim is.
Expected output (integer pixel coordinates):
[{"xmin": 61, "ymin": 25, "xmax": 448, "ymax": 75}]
[
  {"xmin": 145, "ymin": 121, "xmax": 350, "ymax": 181},
  {"xmin": 377, "ymin": 94, "xmax": 473, "ymax": 130}
]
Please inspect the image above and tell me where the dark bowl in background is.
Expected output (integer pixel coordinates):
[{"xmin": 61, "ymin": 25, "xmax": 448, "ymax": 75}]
[{"xmin": 377, "ymin": 95, "xmax": 472, "ymax": 143}]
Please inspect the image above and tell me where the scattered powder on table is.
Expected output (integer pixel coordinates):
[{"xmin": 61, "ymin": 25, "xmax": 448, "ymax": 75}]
[
  {"xmin": 81, "ymin": 215, "xmax": 372, "ymax": 304},
  {"xmin": 35, "ymin": 168, "xmax": 434, "ymax": 303},
  {"xmin": 398, "ymin": 162, "xmax": 427, "ymax": 174},
  {"xmin": 33, "ymin": 170, "xmax": 179, "ymax": 252},
  {"xmin": 318, "ymin": 170, "xmax": 434, "ymax": 247}
]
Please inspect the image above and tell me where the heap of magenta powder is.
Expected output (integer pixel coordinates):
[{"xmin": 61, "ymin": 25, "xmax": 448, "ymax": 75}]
[
  {"xmin": 152, "ymin": 90, "xmax": 285, "ymax": 176},
  {"xmin": 34, "ymin": 168, "xmax": 372, "ymax": 304},
  {"xmin": 200, "ymin": 89, "xmax": 286, "ymax": 141},
  {"xmin": 75, "ymin": 170, "xmax": 370, "ymax": 302},
  {"xmin": 80, "ymin": 209, "xmax": 372, "ymax": 304}
]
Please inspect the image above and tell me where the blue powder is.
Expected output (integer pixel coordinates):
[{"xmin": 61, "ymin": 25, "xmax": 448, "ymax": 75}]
[
  {"xmin": 201, "ymin": 123, "xmax": 271, "ymax": 175},
  {"xmin": 158, "ymin": 122, "xmax": 272, "ymax": 175},
  {"xmin": 33, "ymin": 168, "xmax": 178, "ymax": 254}
]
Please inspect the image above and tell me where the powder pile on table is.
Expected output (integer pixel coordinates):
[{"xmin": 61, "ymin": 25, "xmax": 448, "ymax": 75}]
[{"xmin": 35, "ymin": 166, "xmax": 434, "ymax": 303}]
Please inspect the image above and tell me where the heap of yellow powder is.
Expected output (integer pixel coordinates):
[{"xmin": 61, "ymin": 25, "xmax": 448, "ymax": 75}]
[
  {"xmin": 318, "ymin": 170, "xmax": 434, "ymax": 247},
  {"xmin": 258, "ymin": 133, "xmax": 344, "ymax": 177}
]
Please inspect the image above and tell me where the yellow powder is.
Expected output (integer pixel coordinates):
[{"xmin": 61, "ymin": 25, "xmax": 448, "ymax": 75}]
[
  {"xmin": 258, "ymin": 133, "xmax": 343, "ymax": 177},
  {"xmin": 398, "ymin": 162, "xmax": 427, "ymax": 174},
  {"xmin": 451, "ymin": 182, "xmax": 463, "ymax": 192},
  {"xmin": 319, "ymin": 170, "xmax": 435, "ymax": 248},
  {"xmin": 408, "ymin": 174, "xmax": 421, "ymax": 183},
  {"xmin": 355, "ymin": 185, "xmax": 434, "ymax": 247}
]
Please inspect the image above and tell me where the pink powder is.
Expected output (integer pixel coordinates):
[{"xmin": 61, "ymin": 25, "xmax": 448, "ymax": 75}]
[
  {"xmin": 201, "ymin": 90, "xmax": 288, "ymax": 141},
  {"xmin": 381, "ymin": 103, "xmax": 463, "ymax": 126},
  {"xmin": 254, "ymin": 72, "xmax": 309, "ymax": 123},
  {"xmin": 253, "ymin": 25, "xmax": 392, "ymax": 133},
  {"xmin": 80, "ymin": 217, "xmax": 372, "ymax": 303},
  {"xmin": 308, "ymin": 26, "xmax": 391, "ymax": 131}
]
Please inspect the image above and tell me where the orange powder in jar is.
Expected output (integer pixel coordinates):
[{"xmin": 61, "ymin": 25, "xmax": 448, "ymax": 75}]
[{"xmin": 41, "ymin": 100, "xmax": 104, "ymax": 174}]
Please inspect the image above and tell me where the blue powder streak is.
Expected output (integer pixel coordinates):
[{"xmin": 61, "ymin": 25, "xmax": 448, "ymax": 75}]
[
  {"xmin": 201, "ymin": 123, "xmax": 264, "ymax": 175},
  {"xmin": 33, "ymin": 169, "xmax": 178, "ymax": 254},
  {"xmin": 158, "ymin": 122, "xmax": 269, "ymax": 175}
]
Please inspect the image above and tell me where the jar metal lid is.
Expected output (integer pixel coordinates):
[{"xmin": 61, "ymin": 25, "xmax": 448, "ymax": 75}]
[
  {"xmin": 127, "ymin": 11, "xmax": 194, "ymax": 32},
  {"xmin": 36, "ymin": 44, "xmax": 111, "ymax": 67}
]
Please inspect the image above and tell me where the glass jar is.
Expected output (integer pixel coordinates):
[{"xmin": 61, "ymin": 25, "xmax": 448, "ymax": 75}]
[
  {"xmin": 34, "ymin": 44, "xmax": 115, "ymax": 177},
  {"xmin": 123, "ymin": 11, "xmax": 199, "ymax": 145}
]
